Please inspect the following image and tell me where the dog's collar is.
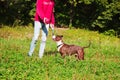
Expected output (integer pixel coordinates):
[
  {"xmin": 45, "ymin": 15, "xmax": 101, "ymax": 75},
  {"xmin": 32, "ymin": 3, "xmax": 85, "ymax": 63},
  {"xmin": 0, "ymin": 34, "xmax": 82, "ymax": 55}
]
[{"xmin": 57, "ymin": 44, "xmax": 63, "ymax": 48}]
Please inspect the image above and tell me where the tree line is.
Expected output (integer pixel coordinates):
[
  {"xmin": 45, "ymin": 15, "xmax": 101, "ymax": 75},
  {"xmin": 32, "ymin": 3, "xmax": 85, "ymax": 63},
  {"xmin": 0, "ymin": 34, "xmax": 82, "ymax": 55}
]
[{"xmin": 0, "ymin": 0, "xmax": 120, "ymax": 36}]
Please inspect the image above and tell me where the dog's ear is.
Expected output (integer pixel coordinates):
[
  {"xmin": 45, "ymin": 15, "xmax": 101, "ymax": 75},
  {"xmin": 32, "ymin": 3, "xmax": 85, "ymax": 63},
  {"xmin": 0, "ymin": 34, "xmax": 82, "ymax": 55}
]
[{"xmin": 60, "ymin": 35, "xmax": 63, "ymax": 38}]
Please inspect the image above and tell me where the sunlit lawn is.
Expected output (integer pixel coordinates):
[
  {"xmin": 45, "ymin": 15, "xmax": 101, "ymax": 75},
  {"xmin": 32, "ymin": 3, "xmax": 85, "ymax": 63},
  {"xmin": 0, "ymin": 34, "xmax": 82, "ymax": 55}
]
[{"xmin": 0, "ymin": 26, "xmax": 120, "ymax": 80}]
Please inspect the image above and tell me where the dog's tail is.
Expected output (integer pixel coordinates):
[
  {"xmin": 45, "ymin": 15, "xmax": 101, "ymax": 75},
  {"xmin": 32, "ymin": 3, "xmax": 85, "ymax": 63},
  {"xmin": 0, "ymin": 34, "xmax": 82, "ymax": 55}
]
[{"xmin": 83, "ymin": 40, "xmax": 91, "ymax": 49}]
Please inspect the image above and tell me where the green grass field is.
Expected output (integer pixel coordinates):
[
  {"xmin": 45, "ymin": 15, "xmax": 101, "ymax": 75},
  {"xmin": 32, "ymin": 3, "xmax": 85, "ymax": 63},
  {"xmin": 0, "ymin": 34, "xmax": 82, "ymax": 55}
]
[{"xmin": 0, "ymin": 26, "xmax": 120, "ymax": 80}]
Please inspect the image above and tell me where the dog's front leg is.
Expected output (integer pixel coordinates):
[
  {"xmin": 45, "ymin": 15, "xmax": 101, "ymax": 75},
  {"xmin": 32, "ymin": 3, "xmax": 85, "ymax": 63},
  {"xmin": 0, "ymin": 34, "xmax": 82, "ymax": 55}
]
[{"xmin": 60, "ymin": 53, "xmax": 66, "ymax": 58}]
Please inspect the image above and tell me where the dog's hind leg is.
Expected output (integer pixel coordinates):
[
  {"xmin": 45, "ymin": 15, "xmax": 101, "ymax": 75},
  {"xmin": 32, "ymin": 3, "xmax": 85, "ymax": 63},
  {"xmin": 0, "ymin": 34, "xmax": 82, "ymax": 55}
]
[{"xmin": 77, "ymin": 49, "xmax": 84, "ymax": 60}]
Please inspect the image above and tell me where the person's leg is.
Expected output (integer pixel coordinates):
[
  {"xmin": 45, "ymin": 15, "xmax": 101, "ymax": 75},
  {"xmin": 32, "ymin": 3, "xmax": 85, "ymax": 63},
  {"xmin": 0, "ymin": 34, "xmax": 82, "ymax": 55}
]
[
  {"xmin": 28, "ymin": 21, "xmax": 42, "ymax": 56},
  {"xmin": 39, "ymin": 24, "xmax": 49, "ymax": 58}
]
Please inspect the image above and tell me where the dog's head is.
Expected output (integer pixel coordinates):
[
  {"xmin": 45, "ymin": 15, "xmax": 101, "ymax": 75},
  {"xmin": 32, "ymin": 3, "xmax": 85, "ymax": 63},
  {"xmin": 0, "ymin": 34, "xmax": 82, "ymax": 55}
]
[{"xmin": 52, "ymin": 35, "xmax": 63, "ymax": 42}]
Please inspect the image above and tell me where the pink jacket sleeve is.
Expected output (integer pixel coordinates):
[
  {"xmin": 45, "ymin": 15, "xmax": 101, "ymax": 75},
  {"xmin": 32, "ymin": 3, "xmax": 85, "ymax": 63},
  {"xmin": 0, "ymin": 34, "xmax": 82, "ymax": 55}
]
[
  {"xmin": 36, "ymin": 0, "xmax": 44, "ymax": 20},
  {"xmin": 51, "ymin": 13, "xmax": 55, "ymax": 24},
  {"xmin": 45, "ymin": 3, "xmax": 54, "ymax": 23}
]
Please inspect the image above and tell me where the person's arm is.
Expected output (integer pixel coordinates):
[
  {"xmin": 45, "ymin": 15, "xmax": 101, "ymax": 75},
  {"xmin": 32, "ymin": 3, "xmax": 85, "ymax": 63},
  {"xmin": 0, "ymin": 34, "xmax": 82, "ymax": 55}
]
[
  {"xmin": 44, "ymin": 1, "xmax": 55, "ymax": 24},
  {"xmin": 51, "ymin": 13, "xmax": 55, "ymax": 25},
  {"xmin": 36, "ymin": 0, "xmax": 44, "ymax": 20}
]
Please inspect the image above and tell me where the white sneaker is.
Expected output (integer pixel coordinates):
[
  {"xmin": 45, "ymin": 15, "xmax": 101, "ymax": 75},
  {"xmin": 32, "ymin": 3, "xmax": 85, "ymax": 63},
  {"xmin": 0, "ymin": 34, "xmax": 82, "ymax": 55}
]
[
  {"xmin": 28, "ymin": 52, "xmax": 32, "ymax": 57},
  {"xmin": 39, "ymin": 54, "xmax": 43, "ymax": 58}
]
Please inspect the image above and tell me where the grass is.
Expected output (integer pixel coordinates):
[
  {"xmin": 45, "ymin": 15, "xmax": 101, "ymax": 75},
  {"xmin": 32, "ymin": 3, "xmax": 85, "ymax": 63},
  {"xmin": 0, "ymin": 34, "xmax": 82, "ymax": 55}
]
[{"xmin": 0, "ymin": 26, "xmax": 120, "ymax": 80}]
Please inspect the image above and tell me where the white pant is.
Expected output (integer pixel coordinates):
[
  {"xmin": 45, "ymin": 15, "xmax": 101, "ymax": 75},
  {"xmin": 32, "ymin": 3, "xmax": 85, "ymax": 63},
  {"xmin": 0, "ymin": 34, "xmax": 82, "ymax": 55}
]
[{"xmin": 28, "ymin": 21, "xmax": 49, "ymax": 58}]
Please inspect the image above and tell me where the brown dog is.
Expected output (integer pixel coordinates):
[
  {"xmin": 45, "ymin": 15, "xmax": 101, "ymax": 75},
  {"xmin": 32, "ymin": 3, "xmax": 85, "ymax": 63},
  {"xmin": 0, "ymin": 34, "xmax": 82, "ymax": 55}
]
[{"xmin": 52, "ymin": 35, "xmax": 91, "ymax": 60}]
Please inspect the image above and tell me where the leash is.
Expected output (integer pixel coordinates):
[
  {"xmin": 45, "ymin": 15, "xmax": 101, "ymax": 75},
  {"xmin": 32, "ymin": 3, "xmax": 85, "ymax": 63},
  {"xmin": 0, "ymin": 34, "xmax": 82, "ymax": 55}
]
[
  {"xmin": 52, "ymin": 29, "xmax": 55, "ymax": 36},
  {"xmin": 48, "ymin": 24, "xmax": 56, "ymax": 36}
]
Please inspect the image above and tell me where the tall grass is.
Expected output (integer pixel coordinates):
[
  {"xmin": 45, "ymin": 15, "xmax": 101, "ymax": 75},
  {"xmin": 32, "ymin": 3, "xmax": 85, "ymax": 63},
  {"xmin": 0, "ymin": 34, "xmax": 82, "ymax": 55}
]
[{"xmin": 0, "ymin": 26, "xmax": 120, "ymax": 80}]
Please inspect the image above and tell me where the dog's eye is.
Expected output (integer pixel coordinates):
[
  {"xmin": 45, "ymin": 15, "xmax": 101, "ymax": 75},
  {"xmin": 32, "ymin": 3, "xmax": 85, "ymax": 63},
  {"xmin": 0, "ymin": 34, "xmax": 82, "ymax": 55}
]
[{"xmin": 61, "ymin": 35, "xmax": 63, "ymax": 37}]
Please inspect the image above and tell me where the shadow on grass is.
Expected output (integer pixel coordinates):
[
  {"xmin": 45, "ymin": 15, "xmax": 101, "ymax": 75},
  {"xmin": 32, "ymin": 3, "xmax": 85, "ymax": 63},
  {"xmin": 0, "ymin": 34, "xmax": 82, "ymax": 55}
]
[{"xmin": 44, "ymin": 50, "xmax": 59, "ymax": 56}]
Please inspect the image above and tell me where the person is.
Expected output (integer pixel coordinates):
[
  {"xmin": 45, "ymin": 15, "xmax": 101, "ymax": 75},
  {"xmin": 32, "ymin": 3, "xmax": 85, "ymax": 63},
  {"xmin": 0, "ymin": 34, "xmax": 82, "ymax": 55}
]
[{"xmin": 28, "ymin": 0, "xmax": 55, "ymax": 58}]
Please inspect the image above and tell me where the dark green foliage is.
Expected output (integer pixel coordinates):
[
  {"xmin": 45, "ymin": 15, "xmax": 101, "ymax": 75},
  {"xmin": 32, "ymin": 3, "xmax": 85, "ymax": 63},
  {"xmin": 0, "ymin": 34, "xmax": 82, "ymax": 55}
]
[
  {"xmin": 91, "ymin": 1, "xmax": 120, "ymax": 35},
  {"xmin": 0, "ymin": 0, "xmax": 120, "ymax": 36},
  {"xmin": 0, "ymin": 0, "xmax": 35, "ymax": 26}
]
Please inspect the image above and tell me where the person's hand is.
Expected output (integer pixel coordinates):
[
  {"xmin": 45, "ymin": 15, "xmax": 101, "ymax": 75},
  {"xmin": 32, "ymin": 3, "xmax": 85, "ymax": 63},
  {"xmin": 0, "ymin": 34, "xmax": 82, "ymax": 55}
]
[{"xmin": 44, "ymin": 17, "xmax": 49, "ymax": 24}]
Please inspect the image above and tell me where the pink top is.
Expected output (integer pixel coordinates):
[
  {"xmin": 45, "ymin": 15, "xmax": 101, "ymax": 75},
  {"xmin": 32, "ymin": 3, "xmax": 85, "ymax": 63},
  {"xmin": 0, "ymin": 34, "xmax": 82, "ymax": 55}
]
[{"xmin": 34, "ymin": 0, "xmax": 55, "ymax": 24}]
